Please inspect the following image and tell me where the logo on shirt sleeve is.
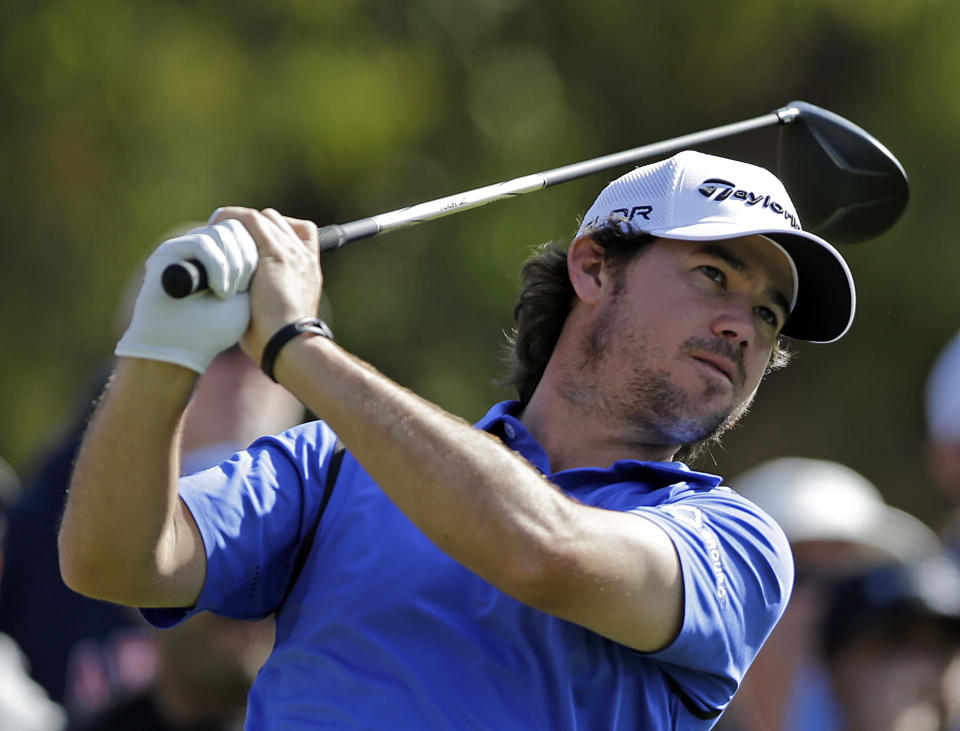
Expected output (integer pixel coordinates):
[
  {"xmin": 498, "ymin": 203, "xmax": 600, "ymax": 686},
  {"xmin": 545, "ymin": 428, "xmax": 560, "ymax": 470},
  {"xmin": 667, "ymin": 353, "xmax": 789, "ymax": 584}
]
[{"xmin": 661, "ymin": 504, "xmax": 730, "ymax": 605}]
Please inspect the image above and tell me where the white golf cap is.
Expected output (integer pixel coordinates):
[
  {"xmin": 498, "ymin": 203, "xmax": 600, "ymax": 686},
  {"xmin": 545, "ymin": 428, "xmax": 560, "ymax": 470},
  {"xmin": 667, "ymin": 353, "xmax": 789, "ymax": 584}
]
[
  {"xmin": 576, "ymin": 150, "xmax": 856, "ymax": 343},
  {"xmin": 926, "ymin": 330, "xmax": 960, "ymax": 442},
  {"xmin": 731, "ymin": 457, "xmax": 939, "ymax": 563}
]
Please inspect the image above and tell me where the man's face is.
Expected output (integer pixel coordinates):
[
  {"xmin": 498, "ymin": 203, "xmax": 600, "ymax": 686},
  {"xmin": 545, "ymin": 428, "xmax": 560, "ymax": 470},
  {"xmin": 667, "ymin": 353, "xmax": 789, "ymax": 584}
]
[{"xmin": 568, "ymin": 235, "xmax": 794, "ymax": 449}]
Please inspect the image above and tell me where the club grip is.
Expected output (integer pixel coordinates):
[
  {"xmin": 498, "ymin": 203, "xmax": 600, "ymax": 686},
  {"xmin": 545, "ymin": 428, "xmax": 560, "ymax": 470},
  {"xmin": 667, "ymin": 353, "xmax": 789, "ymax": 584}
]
[
  {"xmin": 162, "ymin": 224, "xmax": 352, "ymax": 297},
  {"xmin": 161, "ymin": 259, "xmax": 208, "ymax": 298},
  {"xmin": 317, "ymin": 224, "xmax": 348, "ymax": 252}
]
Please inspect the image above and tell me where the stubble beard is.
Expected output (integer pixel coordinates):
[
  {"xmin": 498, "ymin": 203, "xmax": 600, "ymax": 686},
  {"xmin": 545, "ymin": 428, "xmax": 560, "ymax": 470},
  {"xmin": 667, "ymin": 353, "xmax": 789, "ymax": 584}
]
[
  {"xmin": 622, "ymin": 364, "xmax": 734, "ymax": 446},
  {"xmin": 562, "ymin": 303, "xmax": 753, "ymax": 449}
]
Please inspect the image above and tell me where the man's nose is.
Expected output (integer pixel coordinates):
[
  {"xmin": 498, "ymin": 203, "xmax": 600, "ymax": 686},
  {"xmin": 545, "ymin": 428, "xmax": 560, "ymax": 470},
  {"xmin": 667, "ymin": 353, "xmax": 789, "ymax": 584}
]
[{"xmin": 711, "ymin": 299, "xmax": 756, "ymax": 349}]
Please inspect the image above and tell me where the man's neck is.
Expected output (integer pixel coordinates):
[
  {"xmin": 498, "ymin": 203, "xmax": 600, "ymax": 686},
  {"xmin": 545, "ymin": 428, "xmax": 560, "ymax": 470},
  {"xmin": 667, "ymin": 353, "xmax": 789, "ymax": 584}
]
[{"xmin": 519, "ymin": 385, "xmax": 679, "ymax": 472}]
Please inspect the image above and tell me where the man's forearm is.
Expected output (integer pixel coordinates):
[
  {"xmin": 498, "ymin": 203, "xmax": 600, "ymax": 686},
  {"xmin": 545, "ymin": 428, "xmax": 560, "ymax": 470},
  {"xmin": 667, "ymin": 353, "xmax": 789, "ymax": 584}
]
[
  {"xmin": 272, "ymin": 334, "xmax": 579, "ymax": 603},
  {"xmin": 59, "ymin": 358, "xmax": 205, "ymax": 607}
]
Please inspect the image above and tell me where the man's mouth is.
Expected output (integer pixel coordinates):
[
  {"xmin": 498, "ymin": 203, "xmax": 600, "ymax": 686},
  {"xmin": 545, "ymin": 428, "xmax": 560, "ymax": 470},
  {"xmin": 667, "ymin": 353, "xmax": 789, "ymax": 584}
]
[{"xmin": 691, "ymin": 354, "xmax": 736, "ymax": 385}]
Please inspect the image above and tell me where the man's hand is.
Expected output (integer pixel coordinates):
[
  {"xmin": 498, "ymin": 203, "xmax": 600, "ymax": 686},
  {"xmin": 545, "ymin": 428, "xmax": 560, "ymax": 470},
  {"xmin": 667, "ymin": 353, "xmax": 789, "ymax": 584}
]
[
  {"xmin": 205, "ymin": 207, "xmax": 322, "ymax": 362},
  {"xmin": 116, "ymin": 217, "xmax": 258, "ymax": 373}
]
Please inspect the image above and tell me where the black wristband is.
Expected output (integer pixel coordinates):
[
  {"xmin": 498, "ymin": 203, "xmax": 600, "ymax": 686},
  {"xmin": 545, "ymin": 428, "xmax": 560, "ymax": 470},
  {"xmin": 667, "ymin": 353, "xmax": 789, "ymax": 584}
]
[{"xmin": 261, "ymin": 317, "xmax": 335, "ymax": 383}]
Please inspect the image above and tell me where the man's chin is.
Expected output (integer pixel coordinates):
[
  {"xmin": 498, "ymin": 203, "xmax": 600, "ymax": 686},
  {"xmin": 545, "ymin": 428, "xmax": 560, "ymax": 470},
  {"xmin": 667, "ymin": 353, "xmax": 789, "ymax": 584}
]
[
  {"xmin": 622, "ymin": 368, "xmax": 750, "ymax": 445},
  {"xmin": 653, "ymin": 413, "xmax": 727, "ymax": 447},
  {"xmin": 673, "ymin": 394, "xmax": 751, "ymax": 443}
]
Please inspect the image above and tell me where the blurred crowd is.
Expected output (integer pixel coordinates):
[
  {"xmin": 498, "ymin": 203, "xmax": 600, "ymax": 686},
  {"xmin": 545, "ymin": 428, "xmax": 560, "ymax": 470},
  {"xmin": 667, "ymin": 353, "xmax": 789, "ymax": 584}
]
[{"xmin": 2, "ymin": 261, "xmax": 960, "ymax": 730}]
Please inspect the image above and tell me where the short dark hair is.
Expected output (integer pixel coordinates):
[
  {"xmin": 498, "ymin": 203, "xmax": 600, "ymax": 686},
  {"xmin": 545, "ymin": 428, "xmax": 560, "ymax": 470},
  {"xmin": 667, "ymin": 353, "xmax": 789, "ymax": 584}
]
[{"xmin": 500, "ymin": 223, "xmax": 792, "ymax": 464}]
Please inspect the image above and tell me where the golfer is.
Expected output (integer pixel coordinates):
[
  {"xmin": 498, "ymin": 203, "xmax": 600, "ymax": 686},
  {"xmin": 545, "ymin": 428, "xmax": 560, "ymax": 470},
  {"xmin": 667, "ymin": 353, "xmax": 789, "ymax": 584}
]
[{"xmin": 60, "ymin": 150, "xmax": 854, "ymax": 729}]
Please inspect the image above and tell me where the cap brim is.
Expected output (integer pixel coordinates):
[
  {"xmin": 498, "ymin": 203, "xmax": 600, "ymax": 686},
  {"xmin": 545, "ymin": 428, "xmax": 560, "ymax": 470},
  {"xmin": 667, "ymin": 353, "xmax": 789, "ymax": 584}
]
[{"xmin": 646, "ymin": 222, "xmax": 856, "ymax": 343}]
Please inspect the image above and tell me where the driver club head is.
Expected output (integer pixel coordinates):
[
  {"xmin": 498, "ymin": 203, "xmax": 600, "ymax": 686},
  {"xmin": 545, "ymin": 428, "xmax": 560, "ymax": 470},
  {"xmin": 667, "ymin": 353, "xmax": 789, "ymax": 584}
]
[{"xmin": 777, "ymin": 101, "xmax": 909, "ymax": 244}]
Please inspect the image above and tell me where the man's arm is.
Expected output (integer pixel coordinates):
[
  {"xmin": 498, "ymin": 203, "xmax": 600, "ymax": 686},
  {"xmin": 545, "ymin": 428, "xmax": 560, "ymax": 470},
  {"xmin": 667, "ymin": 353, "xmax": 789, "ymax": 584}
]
[
  {"xmin": 59, "ymin": 358, "xmax": 207, "ymax": 607},
  {"xmin": 270, "ymin": 334, "xmax": 684, "ymax": 652}
]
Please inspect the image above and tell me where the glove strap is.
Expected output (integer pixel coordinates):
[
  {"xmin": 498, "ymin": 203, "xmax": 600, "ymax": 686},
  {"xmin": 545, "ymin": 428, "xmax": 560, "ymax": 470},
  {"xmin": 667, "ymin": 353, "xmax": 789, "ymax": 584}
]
[{"xmin": 261, "ymin": 317, "xmax": 335, "ymax": 383}]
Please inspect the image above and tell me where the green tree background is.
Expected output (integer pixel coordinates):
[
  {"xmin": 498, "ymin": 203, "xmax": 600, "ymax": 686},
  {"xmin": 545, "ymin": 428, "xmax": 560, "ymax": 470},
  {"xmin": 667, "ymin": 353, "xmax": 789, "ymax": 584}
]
[{"xmin": 1, "ymin": 0, "xmax": 956, "ymax": 526}]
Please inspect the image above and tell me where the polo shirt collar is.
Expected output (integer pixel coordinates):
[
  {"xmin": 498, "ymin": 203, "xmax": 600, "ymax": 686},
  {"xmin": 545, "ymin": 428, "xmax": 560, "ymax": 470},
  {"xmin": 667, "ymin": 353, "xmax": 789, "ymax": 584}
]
[{"xmin": 475, "ymin": 401, "xmax": 722, "ymax": 488}]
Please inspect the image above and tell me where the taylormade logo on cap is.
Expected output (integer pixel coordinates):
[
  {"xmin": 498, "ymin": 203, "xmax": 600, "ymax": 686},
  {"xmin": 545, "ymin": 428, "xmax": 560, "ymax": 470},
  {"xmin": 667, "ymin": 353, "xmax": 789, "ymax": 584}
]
[
  {"xmin": 574, "ymin": 150, "xmax": 857, "ymax": 344},
  {"xmin": 696, "ymin": 178, "xmax": 801, "ymax": 230}
]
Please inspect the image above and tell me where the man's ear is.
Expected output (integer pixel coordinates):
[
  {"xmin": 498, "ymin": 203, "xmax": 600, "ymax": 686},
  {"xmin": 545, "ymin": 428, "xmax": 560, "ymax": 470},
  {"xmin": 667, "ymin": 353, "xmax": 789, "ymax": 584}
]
[{"xmin": 567, "ymin": 234, "xmax": 606, "ymax": 306}]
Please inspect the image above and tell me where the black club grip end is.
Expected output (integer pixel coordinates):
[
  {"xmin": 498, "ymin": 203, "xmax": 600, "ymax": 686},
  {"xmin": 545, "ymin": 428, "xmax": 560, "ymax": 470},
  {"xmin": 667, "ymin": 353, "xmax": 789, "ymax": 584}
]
[{"xmin": 161, "ymin": 259, "xmax": 208, "ymax": 298}]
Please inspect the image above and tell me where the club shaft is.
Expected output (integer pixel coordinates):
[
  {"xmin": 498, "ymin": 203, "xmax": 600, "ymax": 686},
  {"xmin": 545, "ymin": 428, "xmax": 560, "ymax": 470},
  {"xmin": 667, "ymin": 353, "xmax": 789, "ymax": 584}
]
[
  {"xmin": 541, "ymin": 111, "xmax": 792, "ymax": 186},
  {"xmin": 318, "ymin": 173, "xmax": 549, "ymax": 250},
  {"xmin": 317, "ymin": 107, "xmax": 796, "ymax": 251}
]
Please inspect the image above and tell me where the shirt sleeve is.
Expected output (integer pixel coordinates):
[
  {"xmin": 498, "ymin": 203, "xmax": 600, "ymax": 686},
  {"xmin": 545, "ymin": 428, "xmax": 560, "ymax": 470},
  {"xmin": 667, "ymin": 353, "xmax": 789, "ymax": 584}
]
[
  {"xmin": 141, "ymin": 421, "xmax": 340, "ymax": 628},
  {"xmin": 632, "ymin": 490, "xmax": 794, "ymax": 714}
]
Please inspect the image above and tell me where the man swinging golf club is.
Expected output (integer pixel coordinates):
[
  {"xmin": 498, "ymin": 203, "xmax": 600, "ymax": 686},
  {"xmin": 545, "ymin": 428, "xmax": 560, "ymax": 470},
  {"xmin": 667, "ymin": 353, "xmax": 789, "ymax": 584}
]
[{"xmin": 60, "ymin": 150, "xmax": 855, "ymax": 728}]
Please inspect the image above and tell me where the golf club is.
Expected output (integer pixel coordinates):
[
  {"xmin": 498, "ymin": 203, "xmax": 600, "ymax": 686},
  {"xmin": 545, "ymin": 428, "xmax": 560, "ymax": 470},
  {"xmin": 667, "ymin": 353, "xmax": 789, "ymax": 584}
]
[{"xmin": 161, "ymin": 100, "xmax": 909, "ymax": 298}]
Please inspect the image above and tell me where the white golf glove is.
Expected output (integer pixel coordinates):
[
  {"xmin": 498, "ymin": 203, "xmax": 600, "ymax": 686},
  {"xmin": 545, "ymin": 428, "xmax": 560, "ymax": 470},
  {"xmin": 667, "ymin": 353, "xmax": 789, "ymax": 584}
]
[{"xmin": 115, "ymin": 218, "xmax": 259, "ymax": 373}]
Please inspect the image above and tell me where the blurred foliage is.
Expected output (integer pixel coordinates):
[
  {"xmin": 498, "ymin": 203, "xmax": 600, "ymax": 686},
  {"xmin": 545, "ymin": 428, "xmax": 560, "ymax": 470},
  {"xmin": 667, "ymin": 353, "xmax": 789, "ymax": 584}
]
[{"xmin": 1, "ymin": 0, "xmax": 957, "ymax": 526}]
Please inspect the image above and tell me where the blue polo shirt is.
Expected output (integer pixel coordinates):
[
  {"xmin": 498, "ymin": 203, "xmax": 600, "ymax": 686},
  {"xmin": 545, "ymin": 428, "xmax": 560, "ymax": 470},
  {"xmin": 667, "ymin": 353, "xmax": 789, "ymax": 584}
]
[{"xmin": 144, "ymin": 401, "xmax": 792, "ymax": 729}]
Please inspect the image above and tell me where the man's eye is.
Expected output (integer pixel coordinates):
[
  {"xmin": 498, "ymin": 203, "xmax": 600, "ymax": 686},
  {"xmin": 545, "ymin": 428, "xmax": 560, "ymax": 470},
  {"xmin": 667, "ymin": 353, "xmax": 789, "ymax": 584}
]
[
  {"xmin": 699, "ymin": 265, "xmax": 725, "ymax": 286},
  {"xmin": 755, "ymin": 306, "xmax": 780, "ymax": 329}
]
